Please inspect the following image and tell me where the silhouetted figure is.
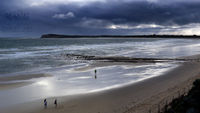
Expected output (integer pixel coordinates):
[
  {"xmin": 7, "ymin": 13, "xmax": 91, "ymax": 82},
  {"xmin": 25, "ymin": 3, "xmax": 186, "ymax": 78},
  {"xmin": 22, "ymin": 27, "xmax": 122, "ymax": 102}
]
[
  {"xmin": 44, "ymin": 99, "xmax": 47, "ymax": 109},
  {"xmin": 54, "ymin": 99, "xmax": 57, "ymax": 108},
  {"xmin": 94, "ymin": 69, "xmax": 97, "ymax": 79},
  {"xmin": 94, "ymin": 69, "xmax": 97, "ymax": 74}
]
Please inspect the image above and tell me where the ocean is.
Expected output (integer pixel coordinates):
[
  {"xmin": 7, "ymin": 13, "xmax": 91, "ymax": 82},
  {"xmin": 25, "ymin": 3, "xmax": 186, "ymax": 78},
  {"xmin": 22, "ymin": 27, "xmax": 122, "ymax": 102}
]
[
  {"xmin": 1, "ymin": 38, "xmax": 200, "ymax": 107},
  {"xmin": 1, "ymin": 38, "xmax": 200, "ymax": 75}
]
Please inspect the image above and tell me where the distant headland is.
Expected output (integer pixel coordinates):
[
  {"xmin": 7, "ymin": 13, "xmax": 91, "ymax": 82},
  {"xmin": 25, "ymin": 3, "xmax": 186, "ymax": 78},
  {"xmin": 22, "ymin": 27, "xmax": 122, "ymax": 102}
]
[{"xmin": 41, "ymin": 34, "xmax": 200, "ymax": 38}]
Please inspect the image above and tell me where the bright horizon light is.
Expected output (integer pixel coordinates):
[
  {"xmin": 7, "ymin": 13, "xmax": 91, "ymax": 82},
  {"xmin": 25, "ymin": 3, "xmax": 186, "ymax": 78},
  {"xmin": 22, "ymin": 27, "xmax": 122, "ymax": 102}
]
[
  {"xmin": 25, "ymin": 0, "xmax": 107, "ymax": 6},
  {"xmin": 24, "ymin": 0, "xmax": 164, "ymax": 7},
  {"xmin": 107, "ymin": 24, "xmax": 165, "ymax": 29}
]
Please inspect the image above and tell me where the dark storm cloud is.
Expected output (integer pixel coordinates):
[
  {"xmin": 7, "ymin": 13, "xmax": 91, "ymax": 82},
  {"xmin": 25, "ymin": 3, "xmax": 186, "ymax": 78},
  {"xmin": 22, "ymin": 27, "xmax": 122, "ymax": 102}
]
[
  {"xmin": 73, "ymin": 1, "xmax": 200, "ymax": 25},
  {"xmin": 1, "ymin": 0, "xmax": 200, "ymax": 37}
]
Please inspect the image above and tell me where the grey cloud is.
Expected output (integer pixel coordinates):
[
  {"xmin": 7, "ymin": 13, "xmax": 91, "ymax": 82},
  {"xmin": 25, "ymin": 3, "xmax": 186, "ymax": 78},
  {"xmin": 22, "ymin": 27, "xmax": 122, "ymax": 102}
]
[
  {"xmin": 1, "ymin": 0, "xmax": 200, "ymax": 37},
  {"xmin": 52, "ymin": 12, "xmax": 75, "ymax": 19}
]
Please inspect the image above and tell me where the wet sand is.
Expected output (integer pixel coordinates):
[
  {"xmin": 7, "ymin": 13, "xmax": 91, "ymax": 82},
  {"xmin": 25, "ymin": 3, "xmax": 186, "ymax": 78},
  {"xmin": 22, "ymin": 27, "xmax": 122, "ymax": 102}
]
[
  {"xmin": 0, "ymin": 73, "xmax": 52, "ymax": 82},
  {"xmin": 73, "ymin": 61, "xmax": 149, "ymax": 72},
  {"xmin": 1, "ymin": 57, "xmax": 200, "ymax": 113},
  {"xmin": 0, "ymin": 82, "xmax": 31, "ymax": 90},
  {"xmin": 0, "ymin": 73, "xmax": 52, "ymax": 90}
]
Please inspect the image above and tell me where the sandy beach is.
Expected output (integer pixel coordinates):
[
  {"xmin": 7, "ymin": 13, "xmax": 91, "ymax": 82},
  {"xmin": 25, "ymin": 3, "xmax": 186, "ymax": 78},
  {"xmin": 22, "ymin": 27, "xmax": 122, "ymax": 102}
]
[{"xmin": 1, "ymin": 55, "xmax": 200, "ymax": 113}]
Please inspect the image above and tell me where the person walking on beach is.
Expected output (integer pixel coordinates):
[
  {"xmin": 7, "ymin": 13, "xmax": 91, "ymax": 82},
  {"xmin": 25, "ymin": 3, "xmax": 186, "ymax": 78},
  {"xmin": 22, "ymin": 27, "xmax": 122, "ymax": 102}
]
[
  {"xmin": 44, "ymin": 99, "xmax": 47, "ymax": 109},
  {"xmin": 94, "ymin": 69, "xmax": 97, "ymax": 79},
  {"xmin": 54, "ymin": 99, "xmax": 57, "ymax": 108}
]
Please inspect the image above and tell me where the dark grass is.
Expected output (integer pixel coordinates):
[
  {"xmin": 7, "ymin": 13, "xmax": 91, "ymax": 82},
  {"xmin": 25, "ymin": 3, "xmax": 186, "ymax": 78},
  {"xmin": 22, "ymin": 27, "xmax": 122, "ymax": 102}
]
[{"xmin": 162, "ymin": 79, "xmax": 200, "ymax": 113}]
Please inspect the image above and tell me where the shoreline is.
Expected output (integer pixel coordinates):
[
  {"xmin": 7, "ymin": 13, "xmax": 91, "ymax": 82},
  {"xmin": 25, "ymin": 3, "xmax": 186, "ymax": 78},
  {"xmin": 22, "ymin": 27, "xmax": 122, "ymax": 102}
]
[{"xmin": 1, "ymin": 55, "xmax": 200, "ymax": 113}]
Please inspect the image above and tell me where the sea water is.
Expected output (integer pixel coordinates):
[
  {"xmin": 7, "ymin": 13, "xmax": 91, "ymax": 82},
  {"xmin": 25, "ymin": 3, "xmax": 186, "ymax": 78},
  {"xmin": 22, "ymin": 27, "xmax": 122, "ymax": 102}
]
[
  {"xmin": 1, "ymin": 38, "xmax": 200, "ymax": 107},
  {"xmin": 1, "ymin": 38, "xmax": 200, "ymax": 75}
]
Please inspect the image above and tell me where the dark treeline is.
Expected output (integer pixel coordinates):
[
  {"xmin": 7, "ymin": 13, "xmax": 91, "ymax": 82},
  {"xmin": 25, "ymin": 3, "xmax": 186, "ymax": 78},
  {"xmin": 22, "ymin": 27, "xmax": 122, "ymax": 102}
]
[{"xmin": 41, "ymin": 34, "xmax": 200, "ymax": 39}]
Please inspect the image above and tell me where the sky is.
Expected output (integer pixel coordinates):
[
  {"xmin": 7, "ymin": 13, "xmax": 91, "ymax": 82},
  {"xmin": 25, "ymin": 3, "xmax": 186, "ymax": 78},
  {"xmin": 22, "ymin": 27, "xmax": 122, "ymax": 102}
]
[{"xmin": 1, "ymin": 0, "xmax": 200, "ymax": 37}]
